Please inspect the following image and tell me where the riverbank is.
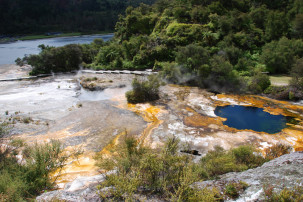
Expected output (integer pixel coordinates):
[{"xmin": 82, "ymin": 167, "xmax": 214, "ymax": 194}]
[
  {"xmin": 0, "ymin": 31, "xmax": 114, "ymax": 44},
  {"xmin": 0, "ymin": 34, "xmax": 114, "ymax": 65}
]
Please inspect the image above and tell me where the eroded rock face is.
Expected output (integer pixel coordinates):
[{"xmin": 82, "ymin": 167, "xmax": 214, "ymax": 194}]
[{"xmin": 193, "ymin": 152, "xmax": 303, "ymax": 202}]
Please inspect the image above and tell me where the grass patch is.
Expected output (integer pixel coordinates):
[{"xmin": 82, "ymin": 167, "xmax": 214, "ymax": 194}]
[
  {"xmin": 269, "ymin": 76, "xmax": 291, "ymax": 86},
  {"xmin": 18, "ymin": 33, "xmax": 82, "ymax": 41}
]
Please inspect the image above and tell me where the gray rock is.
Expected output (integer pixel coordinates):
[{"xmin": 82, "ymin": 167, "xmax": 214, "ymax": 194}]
[
  {"xmin": 193, "ymin": 152, "xmax": 303, "ymax": 201},
  {"xmin": 36, "ymin": 174, "xmax": 106, "ymax": 202}
]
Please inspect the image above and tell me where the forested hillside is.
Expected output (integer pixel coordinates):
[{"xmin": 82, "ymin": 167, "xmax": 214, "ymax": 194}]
[
  {"xmin": 93, "ymin": 0, "xmax": 303, "ymax": 95},
  {"xmin": 0, "ymin": 0, "xmax": 156, "ymax": 35},
  {"xmin": 20, "ymin": 0, "xmax": 303, "ymax": 98}
]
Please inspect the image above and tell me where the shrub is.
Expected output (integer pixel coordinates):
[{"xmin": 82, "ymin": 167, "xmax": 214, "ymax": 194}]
[
  {"xmin": 264, "ymin": 86, "xmax": 291, "ymax": 100},
  {"xmin": 23, "ymin": 44, "xmax": 83, "ymax": 75},
  {"xmin": 10, "ymin": 138, "xmax": 26, "ymax": 148},
  {"xmin": 205, "ymin": 55, "xmax": 242, "ymax": 93},
  {"xmin": 175, "ymin": 44, "xmax": 210, "ymax": 72},
  {"xmin": 264, "ymin": 185, "xmax": 303, "ymax": 201},
  {"xmin": 200, "ymin": 145, "xmax": 266, "ymax": 177},
  {"xmin": 97, "ymin": 136, "xmax": 204, "ymax": 201},
  {"xmin": 260, "ymin": 37, "xmax": 303, "ymax": 74},
  {"xmin": 290, "ymin": 58, "xmax": 303, "ymax": 98},
  {"xmin": 188, "ymin": 187, "xmax": 223, "ymax": 201},
  {"xmin": 248, "ymin": 72, "xmax": 271, "ymax": 93},
  {"xmin": 264, "ymin": 143, "xmax": 292, "ymax": 160},
  {"xmin": 224, "ymin": 181, "xmax": 248, "ymax": 199},
  {"xmin": 232, "ymin": 146, "xmax": 266, "ymax": 167},
  {"xmin": 126, "ymin": 75, "xmax": 160, "ymax": 104},
  {"xmin": 15, "ymin": 57, "xmax": 26, "ymax": 66},
  {"xmin": 22, "ymin": 117, "xmax": 33, "ymax": 124},
  {"xmin": 0, "ymin": 139, "xmax": 77, "ymax": 201},
  {"xmin": 96, "ymin": 138, "xmax": 269, "ymax": 201},
  {"xmin": 0, "ymin": 122, "xmax": 8, "ymax": 138}
]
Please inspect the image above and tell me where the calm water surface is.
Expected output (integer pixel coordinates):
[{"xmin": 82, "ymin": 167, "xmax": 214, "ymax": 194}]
[
  {"xmin": 0, "ymin": 34, "xmax": 113, "ymax": 65},
  {"xmin": 214, "ymin": 105, "xmax": 288, "ymax": 134}
]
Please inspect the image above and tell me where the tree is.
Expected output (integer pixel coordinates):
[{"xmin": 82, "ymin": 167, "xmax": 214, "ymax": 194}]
[
  {"xmin": 204, "ymin": 55, "xmax": 241, "ymax": 92},
  {"xmin": 22, "ymin": 44, "xmax": 83, "ymax": 75},
  {"xmin": 293, "ymin": 14, "xmax": 303, "ymax": 38},
  {"xmin": 249, "ymin": 5, "xmax": 268, "ymax": 29},
  {"xmin": 176, "ymin": 44, "xmax": 210, "ymax": 72},
  {"xmin": 265, "ymin": 11, "xmax": 289, "ymax": 41},
  {"xmin": 290, "ymin": 58, "xmax": 303, "ymax": 94},
  {"xmin": 261, "ymin": 37, "xmax": 303, "ymax": 74}
]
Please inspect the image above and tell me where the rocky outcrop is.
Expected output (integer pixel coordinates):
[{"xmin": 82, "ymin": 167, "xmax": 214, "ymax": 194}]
[
  {"xmin": 79, "ymin": 76, "xmax": 118, "ymax": 91},
  {"xmin": 193, "ymin": 152, "xmax": 303, "ymax": 201},
  {"xmin": 36, "ymin": 174, "xmax": 105, "ymax": 202}
]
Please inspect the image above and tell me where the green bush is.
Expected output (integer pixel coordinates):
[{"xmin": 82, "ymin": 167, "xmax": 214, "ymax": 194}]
[
  {"xmin": 188, "ymin": 187, "xmax": 223, "ymax": 201},
  {"xmin": 260, "ymin": 37, "xmax": 303, "ymax": 74},
  {"xmin": 176, "ymin": 44, "xmax": 210, "ymax": 72},
  {"xmin": 205, "ymin": 55, "xmax": 242, "ymax": 92},
  {"xmin": 94, "ymin": 43, "xmax": 123, "ymax": 69},
  {"xmin": 225, "ymin": 181, "xmax": 248, "ymax": 199},
  {"xmin": 15, "ymin": 57, "xmax": 26, "ymax": 66},
  {"xmin": 264, "ymin": 143, "xmax": 292, "ymax": 160},
  {"xmin": 248, "ymin": 72, "xmax": 271, "ymax": 93},
  {"xmin": 25, "ymin": 44, "xmax": 83, "ymax": 75},
  {"xmin": 0, "ymin": 139, "xmax": 76, "ymax": 201},
  {"xmin": 200, "ymin": 145, "xmax": 266, "ymax": 177},
  {"xmin": 264, "ymin": 185, "xmax": 303, "ymax": 201},
  {"xmin": 159, "ymin": 62, "xmax": 183, "ymax": 84},
  {"xmin": 290, "ymin": 58, "xmax": 303, "ymax": 92},
  {"xmin": 0, "ymin": 123, "xmax": 7, "ymax": 138},
  {"xmin": 126, "ymin": 75, "xmax": 160, "ymax": 104},
  {"xmin": 96, "ymin": 136, "xmax": 204, "ymax": 201}
]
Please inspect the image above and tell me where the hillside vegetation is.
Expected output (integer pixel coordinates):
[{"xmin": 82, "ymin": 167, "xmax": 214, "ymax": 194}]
[
  {"xmin": 19, "ymin": 0, "xmax": 303, "ymax": 99},
  {"xmin": 1, "ymin": 0, "xmax": 156, "ymax": 35}
]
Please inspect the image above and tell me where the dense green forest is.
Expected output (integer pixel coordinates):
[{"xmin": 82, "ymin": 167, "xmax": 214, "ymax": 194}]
[
  {"xmin": 19, "ymin": 0, "xmax": 303, "ymax": 99},
  {"xmin": 0, "ymin": 0, "xmax": 156, "ymax": 35}
]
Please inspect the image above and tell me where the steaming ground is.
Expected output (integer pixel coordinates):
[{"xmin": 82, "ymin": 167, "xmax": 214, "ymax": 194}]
[
  {"xmin": 1, "ymin": 65, "xmax": 303, "ymax": 197},
  {"xmin": 0, "ymin": 65, "xmax": 147, "ymax": 187}
]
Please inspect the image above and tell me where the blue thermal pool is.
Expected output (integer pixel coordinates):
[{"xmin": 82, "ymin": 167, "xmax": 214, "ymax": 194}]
[{"xmin": 214, "ymin": 105, "xmax": 290, "ymax": 134}]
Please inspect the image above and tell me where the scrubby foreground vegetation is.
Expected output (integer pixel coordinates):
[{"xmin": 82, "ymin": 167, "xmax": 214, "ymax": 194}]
[
  {"xmin": 0, "ymin": 140, "xmax": 65, "ymax": 201},
  {"xmin": 18, "ymin": 0, "xmax": 303, "ymax": 99},
  {"xmin": 0, "ymin": 123, "xmax": 78, "ymax": 201},
  {"xmin": 95, "ymin": 137, "xmax": 294, "ymax": 201}
]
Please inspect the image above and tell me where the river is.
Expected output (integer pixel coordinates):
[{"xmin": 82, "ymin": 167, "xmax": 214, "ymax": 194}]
[{"xmin": 0, "ymin": 34, "xmax": 114, "ymax": 65}]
